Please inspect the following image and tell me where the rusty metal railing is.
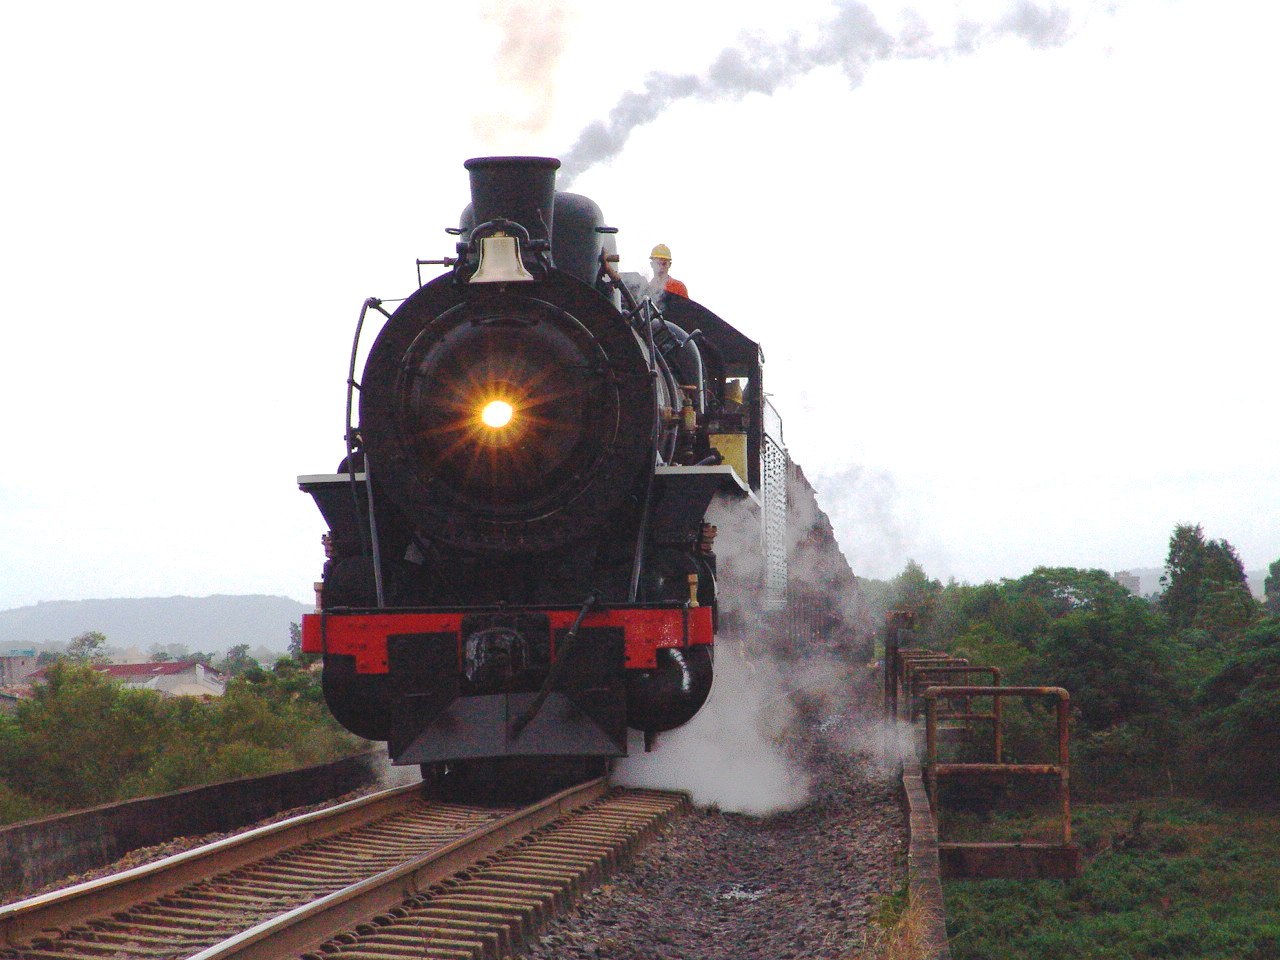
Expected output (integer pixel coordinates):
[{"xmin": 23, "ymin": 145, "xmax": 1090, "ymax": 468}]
[
  {"xmin": 923, "ymin": 685, "xmax": 1080, "ymax": 879},
  {"xmin": 902, "ymin": 660, "xmax": 975, "ymax": 720},
  {"xmin": 880, "ymin": 611, "xmax": 1082, "ymax": 880},
  {"xmin": 911, "ymin": 666, "xmax": 1003, "ymax": 757},
  {"xmin": 882, "ymin": 611, "xmax": 915, "ymax": 720}
]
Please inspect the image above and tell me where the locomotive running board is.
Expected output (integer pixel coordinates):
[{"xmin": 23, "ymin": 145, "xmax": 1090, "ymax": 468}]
[
  {"xmin": 654, "ymin": 463, "xmax": 752, "ymax": 496},
  {"xmin": 650, "ymin": 464, "xmax": 757, "ymax": 534},
  {"xmin": 298, "ymin": 473, "xmax": 370, "ymax": 555}
]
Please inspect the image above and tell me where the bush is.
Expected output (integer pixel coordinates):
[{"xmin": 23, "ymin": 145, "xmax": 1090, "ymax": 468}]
[
  {"xmin": 1072, "ymin": 718, "xmax": 1188, "ymax": 799},
  {"xmin": 0, "ymin": 661, "xmax": 361, "ymax": 824},
  {"xmin": 0, "ymin": 781, "xmax": 40, "ymax": 824},
  {"xmin": 945, "ymin": 800, "xmax": 1280, "ymax": 960}
]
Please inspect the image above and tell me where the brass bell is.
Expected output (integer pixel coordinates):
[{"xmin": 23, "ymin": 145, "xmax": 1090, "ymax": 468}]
[{"xmin": 470, "ymin": 232, "xmax": 535, "ymax": 284}]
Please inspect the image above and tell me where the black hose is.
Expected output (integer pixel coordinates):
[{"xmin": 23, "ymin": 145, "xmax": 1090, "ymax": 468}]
[{"xmin": 511, "ymin": 590, "xmax": 599, "ymax": 738}]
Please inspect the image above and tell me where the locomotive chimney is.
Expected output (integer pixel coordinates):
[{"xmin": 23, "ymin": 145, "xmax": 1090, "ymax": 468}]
[{"xmin": 464, "ymin": 156, "xmax": 560, "ymax": 246}]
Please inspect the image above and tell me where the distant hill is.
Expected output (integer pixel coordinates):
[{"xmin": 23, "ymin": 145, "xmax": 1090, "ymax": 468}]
[
  {"xmin": 1119, "ymin": 567, "xmax": 1266, "ymax": 600},
  {"xmin": 0, "ymin": 595, "xmax": 311, "ymax": 655}
]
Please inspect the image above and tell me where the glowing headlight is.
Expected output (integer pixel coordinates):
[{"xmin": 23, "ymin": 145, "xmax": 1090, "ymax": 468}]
[{"xmin": 480, "ymin": 400, "xmax": 514, "ymax": 428}]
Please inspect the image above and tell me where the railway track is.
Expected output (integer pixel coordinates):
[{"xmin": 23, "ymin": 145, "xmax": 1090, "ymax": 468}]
[{"xmin": 0, "ymin": 779, "xmax": 687, "ymax": 960}]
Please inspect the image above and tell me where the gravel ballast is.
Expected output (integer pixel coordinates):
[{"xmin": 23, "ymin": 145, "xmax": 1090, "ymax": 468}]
[{"xmin": 525, "ymin": 707, "xmax": 906, "ymax": 959}]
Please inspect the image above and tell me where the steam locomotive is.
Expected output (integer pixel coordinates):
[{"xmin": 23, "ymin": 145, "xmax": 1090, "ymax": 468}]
[{"xmin": 298, "ymin": 157, "xmax": 793, "ymax": 787}]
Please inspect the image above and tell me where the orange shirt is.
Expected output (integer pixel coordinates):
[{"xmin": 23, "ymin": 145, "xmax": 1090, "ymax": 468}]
[{"xmin": 664, "ymin": 277, "xmax": 689, "ymax": 298}]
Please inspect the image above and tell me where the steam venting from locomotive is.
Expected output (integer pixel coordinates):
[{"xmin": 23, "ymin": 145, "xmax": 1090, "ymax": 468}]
[
  {"xmin": 559, "ymin": 0, "xmax": 1071, "ymax": 183},
  {"xmin": 613, "ymin": 466, "xmax": 873, "ymax": 814},
  {"xmin": 473, "ymin": 0, "xmax": 570, "ymax": 143}
]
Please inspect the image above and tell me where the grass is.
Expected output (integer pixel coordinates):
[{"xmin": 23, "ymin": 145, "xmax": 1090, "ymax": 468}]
[
  {"xmin": 941, "ymin": 798, "xmax": 1280, "ymax": 959},
  {"xmin": 849, "ymin": 884, "xmax": 939, "ymax": 960}
]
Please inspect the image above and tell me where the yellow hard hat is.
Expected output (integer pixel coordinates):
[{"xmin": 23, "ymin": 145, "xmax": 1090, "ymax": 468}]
[{"xmin": 650, "ymin": 243, "xmax": 672, "ymax": 261}]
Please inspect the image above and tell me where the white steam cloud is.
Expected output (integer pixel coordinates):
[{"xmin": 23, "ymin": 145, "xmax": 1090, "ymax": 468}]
[
  {"xmin": 560, "ymin": 0, "xmax": 1071, "ymax": 183},
  {"xmin": 810, "ymin": 462, "xmax": 921, "ymax": 582},
  {"xmin": 612, "ymin": 488, "xmax": 814, "ymax": 815},
  {"xmin": 473, "ymin": 0, "xmax": 571, "ymax": 144},
  {"xmin": 612, "ymin": 643, "xmax": 813, "ymax": 815},
  {"xmin": 612, "ymin": 470, "xmax": 883, "ymax": 815}
]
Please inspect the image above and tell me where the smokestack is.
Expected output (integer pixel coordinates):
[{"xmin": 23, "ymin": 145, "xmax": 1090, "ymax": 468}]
[{"xmin": 464, "ymin": 156, "xmax": 560, "ymax": 245}]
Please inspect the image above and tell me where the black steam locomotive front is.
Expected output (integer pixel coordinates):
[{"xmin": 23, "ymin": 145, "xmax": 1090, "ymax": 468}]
[
  {"xmin": 301, "ymin": 157, "xmax": 721, "ymax": 769},
  {"xmin": 361, "ymin": 161, "xmax": 656, "ymax": 564}
]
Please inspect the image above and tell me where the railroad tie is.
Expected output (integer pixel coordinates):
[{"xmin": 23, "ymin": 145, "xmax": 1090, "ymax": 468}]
[
  {"xmin": 0, "ymin": 797, "xmax": 512, "ymax": 960},
  {"xmin": 304, "ymin": 788, "xmax": 689, "ymax": 960}
]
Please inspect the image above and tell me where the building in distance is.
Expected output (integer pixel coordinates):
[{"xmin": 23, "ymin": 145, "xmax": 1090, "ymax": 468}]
[
  {"xmin": 17, "ymin": 661, "xmax": 228, "ymax": 698},
  {"xmin": 1112, "ymin": 570, "xmax": 1142, "ymax": 595},
  {"xmin": 0, "ymin": 654, "xmax": 40, "ymax": 688}
]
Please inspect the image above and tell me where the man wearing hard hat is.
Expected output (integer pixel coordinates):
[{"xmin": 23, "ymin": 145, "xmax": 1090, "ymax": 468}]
[{"xmin": 646, "ymin": 244, "xmax": 689, "ymax": 300}]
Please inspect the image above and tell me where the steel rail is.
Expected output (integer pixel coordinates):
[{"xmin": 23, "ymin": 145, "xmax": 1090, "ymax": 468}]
[
  {"xmin": 185, "ymin": 777, "xmax": 612, "ymax": 960},
  {"xmin": 0, "ymin": 781, "xmax": 432, "ymax": 949}
]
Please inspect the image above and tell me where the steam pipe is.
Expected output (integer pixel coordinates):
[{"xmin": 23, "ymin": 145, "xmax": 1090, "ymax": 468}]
[
  {"xmin": 629, "ymin": 299, "xmax": 665, "ymax": 602},
  {"xmin": 650, "ymin": 319, "xmax": 706, "ymax": 414}
]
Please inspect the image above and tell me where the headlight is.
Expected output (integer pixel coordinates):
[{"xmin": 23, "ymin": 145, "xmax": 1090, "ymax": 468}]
[{"xmin": 480, "ymin": 399, "xmax": 514, "ymax": 429}]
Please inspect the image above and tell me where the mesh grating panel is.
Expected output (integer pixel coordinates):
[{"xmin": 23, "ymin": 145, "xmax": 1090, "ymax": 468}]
[{"xmin": 762, "ymin": 436, "xmax": 789, "ymax": 608}]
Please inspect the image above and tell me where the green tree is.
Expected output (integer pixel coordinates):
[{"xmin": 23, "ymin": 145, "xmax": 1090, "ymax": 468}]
[
  {"xmin": 218, "ymin": 644, "xmax": 259, "ymax": 677},
  {"xmin": 1159, "ymin": 523, "xmax": 1256, "ymax": 639},
  {"xmin": 66, "ymin": 630, "xmax": 109, "ymax": 663},
  {"xmin": 0, "ymin": 659, "xmax": 360, "ymax": 823},
  {"xmin": 1203, "ymin": 537, "xmax": 1249, "ymax": 585},
  {"xmin": 1264, "ymin": 558, "xmax": 1280, "ymax": 616},
  {"xmin": 888, "ymin": 560, "xmax": 942, "ymax": 630},
  {"xmin": 5, "ymin": 663, "xmax": 169, "ymax": 808},
  {"xmin": 286, "ymin": 621, "xmax": 319, "ymax": 666},
  {"xmin": 1195, "ymin": 580, "xmax": 1260, "ymax": 643},
  {"xmin": 1006, "ymin": 566, "xmax": 1135, "ymax": 618},
  {"xmin": 1035, "ymin": 597, "xmax": 1174, "ymax": 731},
  {"xmin": 1161, "ymin": 523, "xmax": 1209, "ymax": 629},
  {"xmin": 1034, "ymin": 596, "xmax": 1189, "ymax": 792},
  {"xmin": 1194, "ymin": 539, "xmax": 1257, "ymax": 640}
]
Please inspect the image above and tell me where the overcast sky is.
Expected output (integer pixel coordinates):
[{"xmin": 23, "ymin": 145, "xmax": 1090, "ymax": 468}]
[{"xmin": 1, "ymin": 0, "xmax": 1276, "ymax": 611}]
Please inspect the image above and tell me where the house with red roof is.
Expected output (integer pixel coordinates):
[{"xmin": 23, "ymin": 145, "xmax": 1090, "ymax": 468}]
[
  {"xmin": 93, "ymin": 661, "xmax": 227, "ymax": 697},
  {"xmin": 19, "ymin": 661, "xmax": 227, "ymax": 698}
]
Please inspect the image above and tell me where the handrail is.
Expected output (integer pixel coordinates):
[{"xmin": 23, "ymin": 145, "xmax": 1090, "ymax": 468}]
[
  {"xmin": 881, "ymin": 626, "xmax": 1081, "ymax": 880},
  {"xmin": 924, "ymin": 686, "xmax": 1072, "ymax": 846},
  {"xmin": 343, "ymin": 298, "xmax": 395, "ymax": 607},
  {"xmin": 912, "ymin": 666, "xmax": 1003, "ymax": 757}
]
